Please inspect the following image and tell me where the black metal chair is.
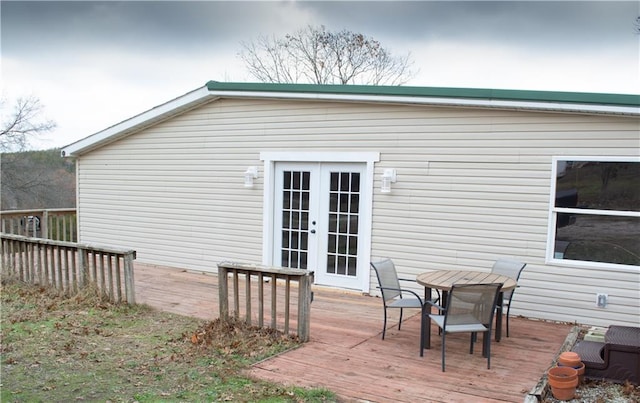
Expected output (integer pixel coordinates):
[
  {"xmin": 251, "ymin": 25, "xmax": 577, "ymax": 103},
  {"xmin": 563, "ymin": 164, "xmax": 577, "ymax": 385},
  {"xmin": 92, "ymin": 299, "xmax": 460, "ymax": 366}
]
[
  {"xmin": 421, "ymin": 283, "xmax": 503, "ymax": 372},
  {"xmin": 370, "ymin": 258, "xmax": 439, "ymax": 340},
  {"xmin": 491, "ymin": 259, "xmax": 526, "ymax": 337}
]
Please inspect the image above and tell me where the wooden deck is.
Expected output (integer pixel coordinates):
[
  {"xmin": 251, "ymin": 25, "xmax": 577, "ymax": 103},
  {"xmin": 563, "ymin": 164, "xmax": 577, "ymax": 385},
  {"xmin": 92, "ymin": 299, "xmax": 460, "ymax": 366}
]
[{"xmin": 134, "ymin": 263, "xmax": 572, "ymax": 402}]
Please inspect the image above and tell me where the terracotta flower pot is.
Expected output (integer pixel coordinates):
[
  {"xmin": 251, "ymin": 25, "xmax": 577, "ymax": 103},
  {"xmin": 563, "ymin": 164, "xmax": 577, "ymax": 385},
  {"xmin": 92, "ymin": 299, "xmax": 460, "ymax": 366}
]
[
  {"xmin": 547, "ymin": 366, "xmax": 578, "ymax": 401},
  {"xmin": 558, "ymin": 352, "xmax": 585, "ymax": 384},
  {"xmin": 558, "ymin": 351, "xmax": 582, "ymax": 368}
]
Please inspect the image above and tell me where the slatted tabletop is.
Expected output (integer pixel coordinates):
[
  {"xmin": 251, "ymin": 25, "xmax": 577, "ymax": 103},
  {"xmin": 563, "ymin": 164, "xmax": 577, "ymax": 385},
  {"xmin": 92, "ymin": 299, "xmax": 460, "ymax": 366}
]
[{"xmin": 416, "ymin": 269, "xmax": 517, "ymax": 292}]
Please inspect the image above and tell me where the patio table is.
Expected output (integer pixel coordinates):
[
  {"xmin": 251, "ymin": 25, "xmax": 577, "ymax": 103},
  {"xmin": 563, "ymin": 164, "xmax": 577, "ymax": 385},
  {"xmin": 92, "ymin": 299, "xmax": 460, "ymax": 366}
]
[{"xmin": 417, "ymin": 270, "xmax": 517, "ymax": 349}]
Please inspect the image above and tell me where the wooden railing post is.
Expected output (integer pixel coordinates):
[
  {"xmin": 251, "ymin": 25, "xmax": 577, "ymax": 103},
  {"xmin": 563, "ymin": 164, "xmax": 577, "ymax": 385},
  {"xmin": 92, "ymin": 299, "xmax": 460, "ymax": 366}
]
[
  {"xmin": 218, "ymin": 264, "xmax": 229, "ymax": 320},
  {"xmin": 297, "ymin": 271, "xmax": 314, "ymax": 342},
  {"xmin": 42, "ymin": 210, "xmax": 49, "ymax": 240},
  {"xmin": 123, "ymin": 251, "xmax": 136, "ymax": 304}
]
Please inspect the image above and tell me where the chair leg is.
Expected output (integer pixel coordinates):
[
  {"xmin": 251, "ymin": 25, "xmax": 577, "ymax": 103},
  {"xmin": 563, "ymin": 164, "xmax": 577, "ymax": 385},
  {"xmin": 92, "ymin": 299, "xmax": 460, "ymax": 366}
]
[
  {"xmin": 398, "ymin": 308, "xmax": 403, "ymax": 330},
  {"xmin": 505, "ymin": 305, "xmax": 510, "ymax": 337},
  {"xmin": 441, "ymin": 332, "xmax": 446, "ymax": 372},
  {"xmin": 486, "ymin": 331, "xmax": 492, "ymax": 369},
  {"xmin": 419, "ymin": 306, "xmax": 426, "ymax": 357},
  {"xmin": 382, "ymin": 307, "xmax": 388, "ymax": 340},
  {"xmin": 469, "ymin": 333, "xmax": 475, "ymax": 354}
]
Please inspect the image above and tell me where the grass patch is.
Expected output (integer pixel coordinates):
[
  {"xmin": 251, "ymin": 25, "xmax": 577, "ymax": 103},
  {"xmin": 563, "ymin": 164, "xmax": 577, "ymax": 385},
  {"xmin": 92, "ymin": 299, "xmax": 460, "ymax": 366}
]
[{"xmin": 1, "ymin": 277, "xmax": 337, "ymax": 402}]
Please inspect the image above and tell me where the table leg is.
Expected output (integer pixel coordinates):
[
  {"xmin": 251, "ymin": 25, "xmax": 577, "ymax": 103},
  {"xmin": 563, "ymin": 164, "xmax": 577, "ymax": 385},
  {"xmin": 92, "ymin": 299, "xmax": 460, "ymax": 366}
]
[{"xmin": 420, "ymin": 287, "xmax": 433, "ymax": 355}]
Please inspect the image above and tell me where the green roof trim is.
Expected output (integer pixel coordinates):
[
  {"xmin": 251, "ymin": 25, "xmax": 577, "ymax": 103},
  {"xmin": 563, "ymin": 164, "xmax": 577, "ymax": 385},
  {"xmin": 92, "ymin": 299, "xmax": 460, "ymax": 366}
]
[{"xmin": 206, "ymin": 81, "xmax": 640, "ymax": 107}]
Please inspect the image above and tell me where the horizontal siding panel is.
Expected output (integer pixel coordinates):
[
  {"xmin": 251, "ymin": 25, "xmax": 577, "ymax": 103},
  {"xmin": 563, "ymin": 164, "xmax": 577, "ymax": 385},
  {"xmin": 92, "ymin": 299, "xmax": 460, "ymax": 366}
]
[{"xmin": 76, "ymin": 97, "xmax": 639, "ymax": 327}]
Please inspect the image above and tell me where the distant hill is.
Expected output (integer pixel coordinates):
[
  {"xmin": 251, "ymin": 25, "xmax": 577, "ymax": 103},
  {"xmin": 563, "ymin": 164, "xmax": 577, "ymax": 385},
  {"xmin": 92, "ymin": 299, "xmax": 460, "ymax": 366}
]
[{"xmin": 1, "ymin": 149, "xmax": 76, "ymax": 210}]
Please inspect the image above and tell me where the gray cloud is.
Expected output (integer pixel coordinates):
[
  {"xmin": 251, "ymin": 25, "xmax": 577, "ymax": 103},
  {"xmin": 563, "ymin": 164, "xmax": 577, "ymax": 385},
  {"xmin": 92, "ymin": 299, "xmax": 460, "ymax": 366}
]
[
  {"xmin": 5, "ymin": 1, "xmax": 637, "ymax": 53},
  {"xmin": 2, "ymin": 1, "xmax": 310, "ymax": 56}
]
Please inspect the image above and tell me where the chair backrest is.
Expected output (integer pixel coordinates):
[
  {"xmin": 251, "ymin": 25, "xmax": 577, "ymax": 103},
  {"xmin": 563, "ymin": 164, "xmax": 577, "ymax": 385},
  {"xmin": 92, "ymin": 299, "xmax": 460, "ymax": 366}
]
[
  {"xmin": 444, "ymin": 283, "xmax": 503, "ymax": 328},
  {"xmin": 491, "ymin": 259, "xmax": 526, "ymax": 298},
  {"xmin": 370, "ymin": 258, "xmax": 402, "ymax": 301}
]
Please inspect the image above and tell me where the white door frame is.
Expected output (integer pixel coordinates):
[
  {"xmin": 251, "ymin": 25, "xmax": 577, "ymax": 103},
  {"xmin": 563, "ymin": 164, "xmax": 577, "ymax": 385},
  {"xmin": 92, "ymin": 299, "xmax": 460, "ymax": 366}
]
[{"xmin": 260, "ymin": 151, "xmax": 380, "ymax": 293}]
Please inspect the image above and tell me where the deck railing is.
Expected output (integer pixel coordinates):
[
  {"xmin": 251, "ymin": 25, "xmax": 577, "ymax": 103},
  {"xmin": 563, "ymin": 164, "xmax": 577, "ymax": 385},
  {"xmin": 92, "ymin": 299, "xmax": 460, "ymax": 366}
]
[
  {"xmin": 1, "ymin": 233, "xmax": 136, "ymax": 304},
  {"xmin": 217, "ymin": 261, "xmax": 314, "ymax": 342},
  {"xmin": 1, "ymin": 208, "xmax": 77, "ymax": 242}
]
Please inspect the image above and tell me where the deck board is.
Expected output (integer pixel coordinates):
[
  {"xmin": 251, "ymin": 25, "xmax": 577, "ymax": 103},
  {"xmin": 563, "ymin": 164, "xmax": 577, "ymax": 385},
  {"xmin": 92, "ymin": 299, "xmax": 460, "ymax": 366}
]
[{"xmin": 134, "ymin": 263, "xmax": 570, "ymax": 402}]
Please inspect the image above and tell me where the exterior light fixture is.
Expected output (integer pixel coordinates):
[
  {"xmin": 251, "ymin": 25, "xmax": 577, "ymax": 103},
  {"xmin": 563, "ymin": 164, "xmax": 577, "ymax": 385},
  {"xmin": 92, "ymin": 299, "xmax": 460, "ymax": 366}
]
[
  {"xmin": 381, "ymin": 168, "xmax": 396, "ymax": 193},
  {"xmin": 244, "ymin": 166, "xmax": 258, "ymax": 188}
]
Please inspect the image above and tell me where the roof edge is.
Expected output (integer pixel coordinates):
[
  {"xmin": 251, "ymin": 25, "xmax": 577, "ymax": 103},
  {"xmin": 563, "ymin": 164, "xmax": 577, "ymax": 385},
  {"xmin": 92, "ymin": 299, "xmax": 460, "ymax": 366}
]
[
  {"xmin": 206, "ymin": 81, "xmax": 640, "ymax": 107},
  {"xmin": 61, "ymin": 86, "xmax": 212, "ymax": 157}
]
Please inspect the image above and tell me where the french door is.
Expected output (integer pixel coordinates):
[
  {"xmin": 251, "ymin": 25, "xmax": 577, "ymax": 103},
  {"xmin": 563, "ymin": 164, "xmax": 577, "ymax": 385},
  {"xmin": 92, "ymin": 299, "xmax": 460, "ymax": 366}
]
[{"xmin": 273, "ymin": 162, "xmax": 366, "ymax": 289}]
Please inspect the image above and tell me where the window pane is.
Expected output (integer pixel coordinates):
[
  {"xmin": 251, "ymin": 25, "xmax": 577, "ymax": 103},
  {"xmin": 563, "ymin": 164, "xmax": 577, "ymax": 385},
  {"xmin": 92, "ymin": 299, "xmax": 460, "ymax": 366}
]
[
  {"xmin": 348, "ymin": 257, "xmax": 357, "ymax": 276},
  {"xmin": 338, "ymin": 235, "xmax": 347, "ymax": 254},
  {"xmin": 350, "ymin": 194, "xmax": 360, "ymax": 213},
  {"xmin": 556, "ymin": 161, "xmax": 640, "ymax": 212},
  {"xmin": 327, "ymin": 255, "xmax": 336, "ymax": 274},
  {"xmin": 302, "ymin": 172, "xmax": 310, "ymax": 190},
  {"xmin": 292, "ymin": 191, "xmax": 300, "ymax": 209},
  {"xmin": 555, "ymin": 214, "xmax": 640, "ymax": 266},
  {"xmin": 351, "ymin": 173, "xmax": 360, "ymax": 192},
  {"xmin": 328, "ymin": 234, "xmax": 336, "ymax": 253},
  {"xmin": 328, "ymin": 213, "xmax": 337, "ymax": 232},
  {"xmin": 293, "ymin": 171, "xmax": 301, "ymax": 189},
  {"xmin": 330, "ymin": 172, "xmax": 338, "ymax": 191},
  {"xmin": 283, "ymin": 172, "xmax": 291, "ymax": 190},
  {"xmin": 340, "ymin": 173, "xmax": 350, "ymax": 191},
  {"xmin": 329, "ymin": 193, "xmax": 338, "ymax": 212}
]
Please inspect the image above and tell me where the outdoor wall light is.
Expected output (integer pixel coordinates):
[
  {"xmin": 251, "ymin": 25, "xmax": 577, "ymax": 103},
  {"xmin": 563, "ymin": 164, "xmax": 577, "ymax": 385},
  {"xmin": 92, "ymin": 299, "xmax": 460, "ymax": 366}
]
[
  {"xmin": 380, "ymin": 168, "xmax": 397, "ymax": 193},
  {"xmin": 244, "ymin": 166, "xmax": 258, "ymax": 188}
]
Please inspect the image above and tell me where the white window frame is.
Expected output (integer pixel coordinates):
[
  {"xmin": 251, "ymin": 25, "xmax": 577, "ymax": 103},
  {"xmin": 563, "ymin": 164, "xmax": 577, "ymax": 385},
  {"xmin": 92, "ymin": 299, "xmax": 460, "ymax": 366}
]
[{"xmin": 546, "ymin": 156, "xmax": 640, "ymax": 272}]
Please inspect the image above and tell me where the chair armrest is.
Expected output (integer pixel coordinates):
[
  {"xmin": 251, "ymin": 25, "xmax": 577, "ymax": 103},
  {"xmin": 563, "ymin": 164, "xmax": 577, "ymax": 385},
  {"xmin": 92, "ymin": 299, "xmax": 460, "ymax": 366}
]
[
  {"xmin": 398, "ymin": 277, "xmax": 416, "ymax": 282},
  {"xmin": 400, "ymin": 288, "xmax": 424, "ymax": 304},
  {"xmin": 424, "ymin": 299, "xmax": 445, "ymax": 312}
]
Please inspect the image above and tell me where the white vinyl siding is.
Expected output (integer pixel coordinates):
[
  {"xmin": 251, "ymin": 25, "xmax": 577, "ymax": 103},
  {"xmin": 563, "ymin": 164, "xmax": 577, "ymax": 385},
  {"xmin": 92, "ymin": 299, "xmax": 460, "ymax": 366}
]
[{"xmin": 76, "ymin": 97, "xmax": 640, "ymax": 327}]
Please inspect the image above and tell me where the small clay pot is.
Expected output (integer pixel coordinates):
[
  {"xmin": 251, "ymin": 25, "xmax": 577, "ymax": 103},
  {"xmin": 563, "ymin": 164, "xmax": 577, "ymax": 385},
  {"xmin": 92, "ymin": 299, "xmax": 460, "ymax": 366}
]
[
  {"xmin": 558, "ymin": 351, "xmax": 582, "ymax": 368},
  {"xmin": 547, "ymin": 366, "xmax": 578, "ymax": 401},
  {"xmin": 548, "ymin": 366, "xmax": 578, "ymax": 382}
]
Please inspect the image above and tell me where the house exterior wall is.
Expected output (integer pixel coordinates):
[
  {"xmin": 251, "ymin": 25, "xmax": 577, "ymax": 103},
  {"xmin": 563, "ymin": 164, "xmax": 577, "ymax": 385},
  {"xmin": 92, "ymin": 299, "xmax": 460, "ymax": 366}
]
[{"xmin": 75, "ymin": 97, "xmax": 640, "ymax": 327}]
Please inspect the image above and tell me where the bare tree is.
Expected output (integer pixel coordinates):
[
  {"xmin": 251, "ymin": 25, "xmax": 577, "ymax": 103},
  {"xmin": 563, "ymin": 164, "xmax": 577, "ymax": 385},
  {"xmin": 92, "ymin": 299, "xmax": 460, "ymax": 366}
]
[
  {"xmin": 239, "ymin": 25, "xmax": 416, "ymax": 85},
  {"xmin": 1, "ymin": 96, "xmax": 56, "ymax": 152},
  {"xmin": 1, "ymin": 149, "xmax": 76, "ymax": 210}
]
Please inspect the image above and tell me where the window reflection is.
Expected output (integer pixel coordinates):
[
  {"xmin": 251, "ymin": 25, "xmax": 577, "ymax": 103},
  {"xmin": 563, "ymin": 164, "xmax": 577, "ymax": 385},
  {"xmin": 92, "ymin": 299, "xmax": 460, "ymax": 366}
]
[
  {"xmin": 556, "ymin": 162, "xmax": 640, "ymax": 211},
  {"xmin": 555, "ymin": 214, "xmax": 640, "ymax": 265}
]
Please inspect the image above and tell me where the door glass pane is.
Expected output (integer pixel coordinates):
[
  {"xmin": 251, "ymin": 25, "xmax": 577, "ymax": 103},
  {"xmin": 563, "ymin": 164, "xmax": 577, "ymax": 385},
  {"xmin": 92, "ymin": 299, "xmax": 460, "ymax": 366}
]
[
  {"xmin": 326, "ymin": 171, "xmax": 360, "ymax": 277},
  {"xmin": 281, "ymin": 170, "xmax": 310, "ymax": 269}
]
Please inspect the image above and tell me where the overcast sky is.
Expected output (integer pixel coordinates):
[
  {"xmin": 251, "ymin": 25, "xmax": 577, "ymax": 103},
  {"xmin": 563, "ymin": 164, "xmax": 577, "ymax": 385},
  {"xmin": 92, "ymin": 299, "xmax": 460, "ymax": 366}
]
[{"xmin": 2, "ymin": 1, "xmax": 639, "ymax": 150}]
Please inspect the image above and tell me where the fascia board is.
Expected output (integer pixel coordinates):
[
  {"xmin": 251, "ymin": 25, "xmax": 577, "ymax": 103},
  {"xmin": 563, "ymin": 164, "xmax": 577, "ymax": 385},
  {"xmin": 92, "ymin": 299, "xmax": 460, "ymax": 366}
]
[
  {"xmin": 61, "ymin": 86, "xmax": 214, "ymax": 157},
  {"xmin": 207, "ymin": 90, "xmax": 640, "ymax": 116}
]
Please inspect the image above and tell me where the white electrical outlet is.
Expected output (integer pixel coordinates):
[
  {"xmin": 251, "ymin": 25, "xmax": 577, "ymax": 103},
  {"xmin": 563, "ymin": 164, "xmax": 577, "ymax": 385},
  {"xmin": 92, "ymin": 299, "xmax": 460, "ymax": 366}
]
[{"xmin": 596, "ymin": 293, "xmax": 608, "ymax": 308}]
